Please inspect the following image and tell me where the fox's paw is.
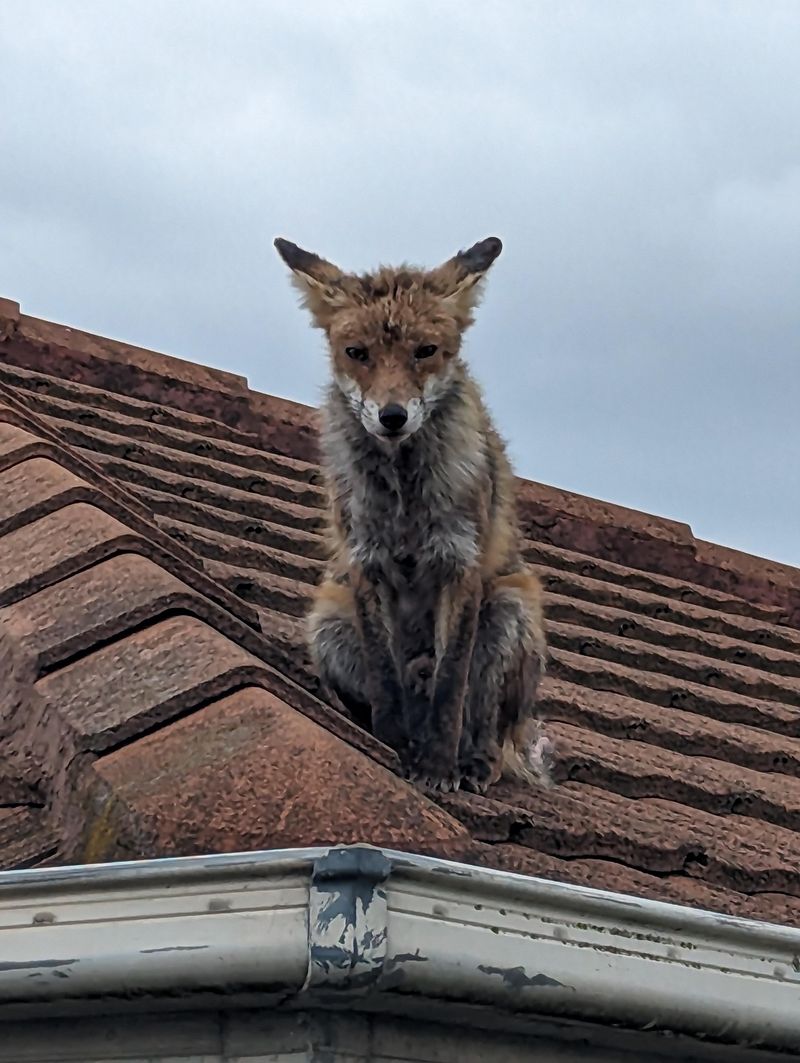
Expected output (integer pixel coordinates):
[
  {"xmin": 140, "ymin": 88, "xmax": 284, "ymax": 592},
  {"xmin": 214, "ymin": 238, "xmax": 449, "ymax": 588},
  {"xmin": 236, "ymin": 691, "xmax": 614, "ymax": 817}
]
[
  {"xmin": 406, "ymin": 766, "xmax": 461, "ymax": 794},
  {"xmin": 459, "ymin": 742, "xmax": 502, "ymax": 796},
  {"xmin": 404, "ymin": 745, "xmax": 460, "ymax": 794}
]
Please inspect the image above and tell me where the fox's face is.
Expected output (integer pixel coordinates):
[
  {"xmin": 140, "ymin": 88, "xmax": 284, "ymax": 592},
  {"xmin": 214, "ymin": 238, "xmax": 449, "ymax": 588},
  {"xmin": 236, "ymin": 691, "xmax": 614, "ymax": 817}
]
[
  {"xmin": 325, "ymin": 282, "xmax": 464, "ymax": 442},
  {"xmin": 275, "ymin": 236, "xmax": 502, "ymax": 443}
]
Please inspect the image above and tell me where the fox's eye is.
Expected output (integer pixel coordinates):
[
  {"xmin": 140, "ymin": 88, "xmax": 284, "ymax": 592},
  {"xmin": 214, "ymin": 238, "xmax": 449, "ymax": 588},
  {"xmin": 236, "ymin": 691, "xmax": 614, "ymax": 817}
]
[
  {"xmin": 415, "ymin": 344, "xmax": 438, "ymax": 359},
  {"xmin": 345, "ymin": 346, "xmax": 369, "ymax": 362}
]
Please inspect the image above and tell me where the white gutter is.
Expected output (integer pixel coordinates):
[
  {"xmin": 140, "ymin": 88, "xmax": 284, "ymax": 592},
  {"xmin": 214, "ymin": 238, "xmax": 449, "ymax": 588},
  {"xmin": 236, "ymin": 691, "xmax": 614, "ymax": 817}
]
[{"xmin": 1, "ymin": 845, "xmax": 800, "ymax": 1051}]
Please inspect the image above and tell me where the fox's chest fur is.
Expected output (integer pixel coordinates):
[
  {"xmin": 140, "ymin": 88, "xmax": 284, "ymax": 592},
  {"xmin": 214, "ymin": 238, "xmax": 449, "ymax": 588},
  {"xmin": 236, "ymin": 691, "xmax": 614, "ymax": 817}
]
[
  {"xmin": 338, "ymin": 444, "xmax": 485, "ymax": 586},
  {"xmin": 322, "ymin": 385, "xmax": 490, "ymax": 600}
]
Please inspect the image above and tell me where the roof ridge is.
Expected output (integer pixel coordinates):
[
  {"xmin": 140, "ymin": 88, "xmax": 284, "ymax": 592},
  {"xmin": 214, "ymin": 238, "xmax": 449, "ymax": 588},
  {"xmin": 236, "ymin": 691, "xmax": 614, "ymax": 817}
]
[
  {"xmin": 0, "ymin": 297, "xmax": 320, "ymax": 462},
  {"xmin": 0, "ymin": 401, "xmax": 410, "ymax": 865}
]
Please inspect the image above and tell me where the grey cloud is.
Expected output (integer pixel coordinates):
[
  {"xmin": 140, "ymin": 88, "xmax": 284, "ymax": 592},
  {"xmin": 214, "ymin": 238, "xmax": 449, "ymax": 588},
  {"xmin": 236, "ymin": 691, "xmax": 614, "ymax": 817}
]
[{"xmin": 1, "ymin": 0, "xmax": 798, "ymax": 563}]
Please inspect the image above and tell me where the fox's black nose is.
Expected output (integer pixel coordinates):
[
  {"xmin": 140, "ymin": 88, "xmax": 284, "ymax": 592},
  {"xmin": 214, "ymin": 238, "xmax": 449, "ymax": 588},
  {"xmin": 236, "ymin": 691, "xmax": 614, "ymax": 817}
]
[{"xmin": 379, "ymin": 404, "xmax": 408, "ymax": 433}]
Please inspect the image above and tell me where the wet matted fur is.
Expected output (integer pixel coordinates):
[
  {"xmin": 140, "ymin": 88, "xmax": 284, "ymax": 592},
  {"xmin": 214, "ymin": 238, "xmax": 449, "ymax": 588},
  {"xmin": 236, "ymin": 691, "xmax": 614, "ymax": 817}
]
[{"xmin": 275, "ymin": 235, "xmax": 553, "ymax": 794}]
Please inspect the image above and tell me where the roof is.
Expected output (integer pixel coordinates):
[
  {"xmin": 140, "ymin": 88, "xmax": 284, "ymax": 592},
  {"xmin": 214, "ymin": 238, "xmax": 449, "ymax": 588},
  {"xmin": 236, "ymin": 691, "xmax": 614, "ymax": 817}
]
[
  {"xmin": 4, "ymin": 845, "xmax": 800, "ymax": 1053},
  {"xmin": 2, "ymin": 295, "xmax": 800, "ymax": 927}
]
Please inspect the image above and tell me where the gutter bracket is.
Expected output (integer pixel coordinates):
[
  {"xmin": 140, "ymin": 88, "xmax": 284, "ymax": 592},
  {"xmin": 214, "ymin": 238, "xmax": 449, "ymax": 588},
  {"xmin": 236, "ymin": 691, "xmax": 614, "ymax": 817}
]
[{"xmin": 304, "ymin": 846, "xmax": 392, "ymax": 994}]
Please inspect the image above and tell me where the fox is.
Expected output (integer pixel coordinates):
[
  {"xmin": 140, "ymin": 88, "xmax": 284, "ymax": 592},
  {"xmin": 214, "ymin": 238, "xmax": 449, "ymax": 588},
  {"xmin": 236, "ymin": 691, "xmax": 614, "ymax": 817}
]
[{"xmin": 274, "ymin": 235, "xmax": 553, "ymax": 795}]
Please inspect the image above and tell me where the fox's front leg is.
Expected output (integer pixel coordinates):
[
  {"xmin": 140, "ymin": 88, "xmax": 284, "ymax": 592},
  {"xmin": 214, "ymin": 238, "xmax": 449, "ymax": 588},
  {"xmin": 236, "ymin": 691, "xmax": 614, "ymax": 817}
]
[
  {"xmin": 405, "ymin": 570, "xmax": 482, "ymax": 793},
  {"xmin": 351, "ymin": 570, "xmax": 407, "ymax": 755}
]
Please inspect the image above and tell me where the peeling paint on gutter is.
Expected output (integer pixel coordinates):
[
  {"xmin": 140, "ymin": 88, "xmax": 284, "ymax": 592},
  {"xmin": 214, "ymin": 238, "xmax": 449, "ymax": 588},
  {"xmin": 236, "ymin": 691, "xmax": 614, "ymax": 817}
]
[
  {"xmin": 477, "ymin": 965, "xmax": 570, "ymax": 991},
  {"xmin": 2, "ymin": 845, "xmax": 800, "ymax": 1052},
  {"xmin": 305, "ymin": 847, "xmax": 391, "ymax": 992}
]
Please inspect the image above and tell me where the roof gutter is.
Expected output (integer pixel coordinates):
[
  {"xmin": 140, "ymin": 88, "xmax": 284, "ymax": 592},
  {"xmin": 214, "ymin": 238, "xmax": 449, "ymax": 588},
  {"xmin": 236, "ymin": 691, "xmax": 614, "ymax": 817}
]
[{"xmin": 2, "ymin": 845, "xmax": 800, "ymax": 1051}]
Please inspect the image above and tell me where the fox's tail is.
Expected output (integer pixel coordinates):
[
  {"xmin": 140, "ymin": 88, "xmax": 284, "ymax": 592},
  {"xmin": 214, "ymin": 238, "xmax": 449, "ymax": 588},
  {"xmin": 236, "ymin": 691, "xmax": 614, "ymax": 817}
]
[{"xmin": 501, "ymin": 717, "xmax": 555, "ymax": 788}]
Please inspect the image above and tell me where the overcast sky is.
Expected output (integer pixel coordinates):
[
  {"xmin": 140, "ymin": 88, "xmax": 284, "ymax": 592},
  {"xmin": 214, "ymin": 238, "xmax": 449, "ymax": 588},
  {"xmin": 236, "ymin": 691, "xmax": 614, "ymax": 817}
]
[{"xmin": 1, "ymin": 1, "xmax": 799, "ymax": 566}]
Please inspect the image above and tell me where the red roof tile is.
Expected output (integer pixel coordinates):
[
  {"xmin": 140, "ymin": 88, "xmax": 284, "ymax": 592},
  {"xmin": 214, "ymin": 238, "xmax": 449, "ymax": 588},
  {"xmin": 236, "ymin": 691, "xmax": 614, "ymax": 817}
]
[{"xmin": 2, "ymin": 297, "xmax": 800, "ymax": 927}]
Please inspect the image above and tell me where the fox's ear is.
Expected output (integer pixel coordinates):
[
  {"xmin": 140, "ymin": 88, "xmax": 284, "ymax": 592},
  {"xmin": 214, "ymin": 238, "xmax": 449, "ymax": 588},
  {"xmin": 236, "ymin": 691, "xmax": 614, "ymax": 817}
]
[
  {"xmin": 274, "ymin": 238, "xmax": 350, "ymax": 328},
  {"xmin": 428, "ymin": 237, "xmax": 503, "ymax": 326}
]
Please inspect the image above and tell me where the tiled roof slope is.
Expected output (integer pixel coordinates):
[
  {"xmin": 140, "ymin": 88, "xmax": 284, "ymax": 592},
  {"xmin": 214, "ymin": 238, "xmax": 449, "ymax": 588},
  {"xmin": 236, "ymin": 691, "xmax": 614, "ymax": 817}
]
[{"xmin": 2, "ymin": 296, "xmax": 800, "ymax": 927}]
